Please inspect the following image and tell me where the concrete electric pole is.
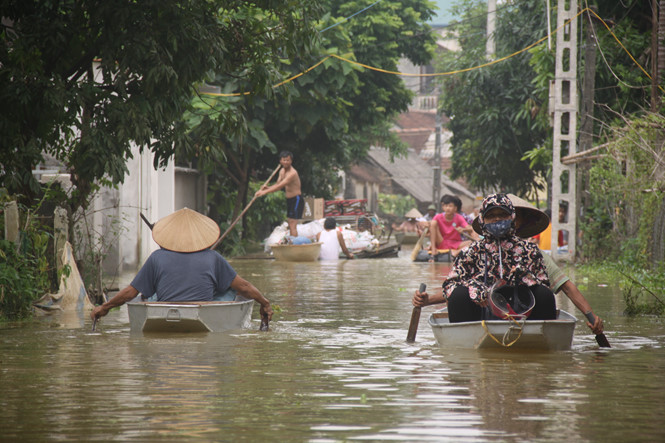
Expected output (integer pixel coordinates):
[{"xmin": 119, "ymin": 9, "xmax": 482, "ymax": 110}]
[{"xmin": 551, "ymin": 0, "xmax": 578, "ymax": 261}]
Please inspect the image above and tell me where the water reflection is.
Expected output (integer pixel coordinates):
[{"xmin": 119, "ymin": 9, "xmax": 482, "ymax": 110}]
[{"xmin": 1, "ymin": 255, "xmax": 664, "ymax": 441}]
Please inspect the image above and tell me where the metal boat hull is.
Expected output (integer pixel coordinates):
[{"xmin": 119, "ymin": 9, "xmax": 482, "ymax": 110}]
[
  {"xmin": 428, "ymin": 308, "xmax": 577, "ymax": 350},
  {"xmin": 127, "ymin": 297, "xmax": 254, "ymax": 333}
]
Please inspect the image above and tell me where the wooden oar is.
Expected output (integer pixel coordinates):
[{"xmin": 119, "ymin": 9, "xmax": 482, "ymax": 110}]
[
  {"xmin": 210, "ymin": 164, "xmax": 281, "ymax": 250},
  {"xmin": 410, "ymin": 227, "xmax": 429, "ymax": 261},
  {"xmin": 260, "ymin": 313, "xmax": 270, "ymax": 331},
  {"xmin": 406, "ymin": 283, "xmax": 426, "ymax": 343},
  {"xmin": 584, "ymin": 312, "xmax": 611, "ymax": 348},
  {"xmin": 140, "ymin": 212, "xmax": 154, "ymax": 230}
]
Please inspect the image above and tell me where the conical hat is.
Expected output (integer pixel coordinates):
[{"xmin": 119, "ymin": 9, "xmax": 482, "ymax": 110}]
[
  {"xmin": 152, "ymin": 208, "xmax": 220, "ymax": 253},
  {"xmin": 405, "ymin": 208, "xmax": 423, "ymax": 219},
  {"xmin": 472, "ymin": 194, "xmax": 550, "ymax": 238}
]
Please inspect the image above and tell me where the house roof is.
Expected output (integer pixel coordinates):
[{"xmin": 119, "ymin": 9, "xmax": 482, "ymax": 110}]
[
  {"xmin": 367, "ymin": 146, "xmax": 475, "ymax": 203},
  {"xmin": 348, "ymin": 164, "xmax": 379, "ymax": 183},
  {"xmin": 394, "ymin": 110, "xmax": 452, "ymax": 152},
  {"xmin": 395, "ymin": 110, "xmax": 435, "ymax": 131}
]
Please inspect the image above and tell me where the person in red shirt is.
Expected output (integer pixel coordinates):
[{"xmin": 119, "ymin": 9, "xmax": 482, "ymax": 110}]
[{"xmin": 429, "ymin": 194, "xmax": 474, "ymax": 258}]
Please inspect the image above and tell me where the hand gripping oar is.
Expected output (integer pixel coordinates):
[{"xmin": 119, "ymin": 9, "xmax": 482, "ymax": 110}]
[
  {"xmin": 584, "ymin": 312, "xmax": 611, "ymax": 348},
  {"xmin": 210, "ymin": 164, "xmax": 281, "ymax": 251},
  {"xmin": 406, "ymin": 283, "xmax": 426, "ymax": 343}
]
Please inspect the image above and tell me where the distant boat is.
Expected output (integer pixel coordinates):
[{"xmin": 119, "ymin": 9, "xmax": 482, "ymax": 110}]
[
  {"xmin": 270, "ymin": 242, "xmax": 322, "ymax": 262},
  {"xmin": 127, "ymin": 297, "xmax": 254, "ymax": 333},
  {"xmin": 394, "ymin": 231, "xmax": 420, "ymax": 245},
  {"xmin": 428, "ymin": 308, "xmax": 577, "ymax": 351}
]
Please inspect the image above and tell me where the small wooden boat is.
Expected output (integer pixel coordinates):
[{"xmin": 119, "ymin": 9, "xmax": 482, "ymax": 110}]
[
  {"xmin": 354, "ymin": 240, "xmax": 401, "ymax": 258},
  {"xmin": 270, "ymin": 242, "xmax": 322, "ymax": 262},
  {"xmin": 395, "ymin": 231, "xmax": 420, "ymax": 245},
  {"xmin": 428, "ymin": 308, "xmax": 577, "ymax": 351},
  {"xmin": 127, "ymin": 296, "xmax": 254, "ymax": 333}
]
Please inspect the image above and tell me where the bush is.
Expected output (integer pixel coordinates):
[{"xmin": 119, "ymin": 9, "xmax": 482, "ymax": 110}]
[
  {"xmin": 582, "ymin": 113, "xmax": 665, "ymax": 267},
  {"xmin": 0, "ymin": 233, "xmax": 52, "ymax": 321},
  {"xmin": 618, "ymin": 263, "xmax": 665, "ymax": 316},
  {"xmin": 378, "ymin": 193, "xmax": 417, "ymax": 218}
]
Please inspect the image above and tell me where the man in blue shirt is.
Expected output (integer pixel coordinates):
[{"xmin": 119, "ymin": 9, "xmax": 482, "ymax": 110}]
[{"xmin": 91, "ymin": 208, "xmax": 272, "ymax": 323}]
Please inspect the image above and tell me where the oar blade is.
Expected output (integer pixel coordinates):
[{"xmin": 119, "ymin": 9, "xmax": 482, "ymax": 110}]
[{"xmin": 584, "ymin": 312, "xmax": 610, "ymax": 348}]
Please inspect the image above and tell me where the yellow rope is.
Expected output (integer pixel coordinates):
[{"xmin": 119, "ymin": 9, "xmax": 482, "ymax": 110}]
[
  {"xmin": 481, "ymin": 316, "xmax": 525, "ymax": 348},
  {"xmin": 201, "ymin": 56, "xmax": 333, "ymax": 97},
  {"xmin": 199, "ymin": 7, "xmax": 662, "ymax": 96}
]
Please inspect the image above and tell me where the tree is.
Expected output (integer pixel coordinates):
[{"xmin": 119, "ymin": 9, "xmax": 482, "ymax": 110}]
[
  {"xmin": 437, "ymin": 0, "xmax": 550, "ymax": 195},
  {"xmin": 184, "ymin": 0, "xmax": 437, "ymax": 247},
  {"xmin": 0, "ymin": 0, "xmax": 321, "ymax": 211}
]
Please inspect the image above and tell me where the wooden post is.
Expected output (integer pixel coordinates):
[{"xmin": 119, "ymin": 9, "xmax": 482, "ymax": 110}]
[
  {"xmin": 53, "ymin": 207, "xmax": 69, "ymax": 271},
  {"xmin": 4, "ymin": 201, "xmax": 19, "ymax": 247}
]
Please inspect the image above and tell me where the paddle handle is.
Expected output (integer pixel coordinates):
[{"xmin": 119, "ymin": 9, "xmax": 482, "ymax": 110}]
[
  {"xmin": 584, "ymin": 311, "xmax": 610, "ymax": 348},
  {"xmin": 406, "ymin": 283, "xmax": 426, "ymax": 343},
  {"xmin": 260, "ymin": 313, "xmax": 270, "ymax": 331}
]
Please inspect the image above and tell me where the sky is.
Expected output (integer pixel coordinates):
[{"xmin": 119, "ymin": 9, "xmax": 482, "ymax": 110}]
[{"xmin": 429, "ymin": 0, "xmax": 459, "ymax": 26}]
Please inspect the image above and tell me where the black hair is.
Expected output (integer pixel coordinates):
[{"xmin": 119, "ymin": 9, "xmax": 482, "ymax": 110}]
[
  {"xmin": 324, "ymin": 217, "xmax": 336, "ymax": 230},
  {"xmin": 440, "ymin": 194, "xmax": 461, "ymax": 211},
  {"xmin": 279, "ymin": 150, "xmax": 293, "ymax": 159},
  {"xmin": 452, "ymin": 196, "xmax": 463, "ymax": 211}
]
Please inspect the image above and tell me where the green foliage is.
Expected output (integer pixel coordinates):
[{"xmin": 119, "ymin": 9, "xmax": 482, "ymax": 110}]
[
  {"xmin": 70, "ymin": 200, "xmax": 129, "ymax": 302},
  {"xmin": 0, "ymin": 0, "xmax": 321, "ymax": 212},
  {"xmin": 188, "ymin": 0, "xmax": 436, "ymax": 250},
  {"xmin": 210, "ymin": 177, "xmax": 286, "ymax": 256},
  {"xmin": 437, "ymin": 0, "xmax": 549, "ymax": 194},
  {"xmin": 440, "ymin": 0, "xmax": 658, "ymax": 194},
  {"xmin": 618, "ymin": 264, "xmax": 665, "ymax": 316},
  {"xmin": 378, "ymin": 193, "xmax": 417, "ymax": 217},
  {"xmin": 0, "ymin": 200, "xmax": 53, "ymax": 321},
  {"xmin": 582, "ymin": 113, "xmax": 665, "ymax": 265}
]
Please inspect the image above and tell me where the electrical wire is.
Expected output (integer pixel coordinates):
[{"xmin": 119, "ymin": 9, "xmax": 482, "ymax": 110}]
[{"xmin": 199, "ymin": 7, "xmax": 663, "ymax": 98}]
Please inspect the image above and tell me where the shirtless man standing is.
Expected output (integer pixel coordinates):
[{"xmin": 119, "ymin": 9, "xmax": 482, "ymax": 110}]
[{"xmin": 255, "ymin": 151, "xmax": 303, "ymax": 236}]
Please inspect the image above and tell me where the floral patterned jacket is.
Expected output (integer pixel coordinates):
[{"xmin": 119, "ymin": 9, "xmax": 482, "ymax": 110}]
[{"xmin": 441, "ymin": 235, "xmax": 550, "ymax": 302}]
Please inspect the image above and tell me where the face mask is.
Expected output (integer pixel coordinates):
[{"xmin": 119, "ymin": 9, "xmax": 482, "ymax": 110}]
[{"xmin": 484, "ymin": 219, "xmax": 513, "ymax": 239}]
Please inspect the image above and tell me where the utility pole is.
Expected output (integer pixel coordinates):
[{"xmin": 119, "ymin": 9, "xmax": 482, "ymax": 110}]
[
  {"xmin": 579, "ymin": 8, "xmax": 597, "ymax": 214},
  {"xmin": 651, "ymin": 0, "xmax": 661, "ymax": 111},
  {"xmin": 486, "ymin": 0, "xmax": 496, "ymax": 58},
  {"xmin": 432, "ymin": 112, "xmax": 442, "ymax": 206},
  {"xmin": 551, "ymin": 0, "xmax": 578, "ymax": 262}
]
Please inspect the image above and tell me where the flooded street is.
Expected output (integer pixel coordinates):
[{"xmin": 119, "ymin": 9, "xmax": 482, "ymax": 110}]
[{"xmin": 1, "ymin": 252, "xmax": 664, "ymax": 442}]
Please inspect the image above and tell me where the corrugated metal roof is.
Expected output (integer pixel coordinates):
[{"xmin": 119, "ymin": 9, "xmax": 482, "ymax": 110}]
[{"xmin": 368, "ymin": 146, "xmax": 474, "ymax": 203}]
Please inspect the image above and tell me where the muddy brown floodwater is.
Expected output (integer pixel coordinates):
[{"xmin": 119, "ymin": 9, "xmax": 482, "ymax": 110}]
[{"xmin": 1, "ymin": 252, "xmax": 664, "ymax": 441}]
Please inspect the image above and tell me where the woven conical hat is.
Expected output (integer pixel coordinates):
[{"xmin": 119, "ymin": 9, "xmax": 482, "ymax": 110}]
[
  {"xmin": 405, "ymin": 208, "xmax": 423, "ymax": 219},
  {"xmin": 472, "ymin": 194, "xmax": 549, "ymax": 238},
  {"xmin": 152, "ymin": 208, "xmax": 220, "ymax": 253}
]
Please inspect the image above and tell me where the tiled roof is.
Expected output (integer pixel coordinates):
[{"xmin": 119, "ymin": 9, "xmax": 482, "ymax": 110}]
[{"xmin": 367, "ymin": 146, "xmax": 474, "ymax": 203}]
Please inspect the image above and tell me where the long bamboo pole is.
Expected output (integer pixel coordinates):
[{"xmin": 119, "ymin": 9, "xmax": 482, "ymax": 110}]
[{"xmin": 210, "ymin": 164, "xmax": 281, "ymax": 250}]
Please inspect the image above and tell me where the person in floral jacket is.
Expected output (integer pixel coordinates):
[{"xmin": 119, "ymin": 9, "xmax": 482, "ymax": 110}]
[{"xmin": 440, "ymin": 193, "xmax": 556, "ymax": 323}]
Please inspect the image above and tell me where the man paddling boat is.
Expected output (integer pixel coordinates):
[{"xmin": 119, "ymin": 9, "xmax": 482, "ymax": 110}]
[{"xmin": 91, "ymin": 208, "xmax": 272, "ymax": 323}]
